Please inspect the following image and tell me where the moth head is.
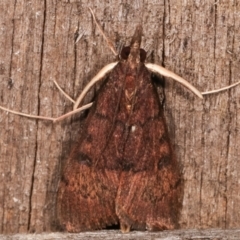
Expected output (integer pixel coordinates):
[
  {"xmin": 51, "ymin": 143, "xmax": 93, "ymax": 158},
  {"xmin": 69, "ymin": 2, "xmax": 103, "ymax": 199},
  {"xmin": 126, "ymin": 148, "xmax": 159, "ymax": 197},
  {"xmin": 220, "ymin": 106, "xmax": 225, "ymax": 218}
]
[
  {"xmin": 120, "ymin": 25, "xmax": 147, "ymax": 65},
  {"xmin": 121, "ymin": 46, "xmax": 146, "ymax": 63}
]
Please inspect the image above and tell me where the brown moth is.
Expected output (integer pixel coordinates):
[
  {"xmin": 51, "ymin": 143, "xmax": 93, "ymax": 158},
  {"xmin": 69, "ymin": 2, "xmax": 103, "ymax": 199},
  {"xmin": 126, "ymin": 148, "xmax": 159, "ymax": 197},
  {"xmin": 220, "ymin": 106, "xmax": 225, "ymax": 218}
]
[
  {"xmin": 0, "ymin": 9, "xmax": 239, "ymax": 233},
  {"xmin": 57, "ymin": 25, "xmax": 183, "ymax": 232}
]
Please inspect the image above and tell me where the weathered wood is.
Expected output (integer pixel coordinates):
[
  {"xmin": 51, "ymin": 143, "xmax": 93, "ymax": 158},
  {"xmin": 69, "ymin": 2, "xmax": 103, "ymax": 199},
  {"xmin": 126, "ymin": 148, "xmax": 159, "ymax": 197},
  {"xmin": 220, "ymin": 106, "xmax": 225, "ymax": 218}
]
[
  {"xmin": 0, "ymin": 0, "xmax": 240, "ymax": 234},
  {"xmin": 1, "ymin": 229, "xmax": 240, "ymax": 240},
  {"xmin": 166, "ymin": 1, "xmax": 240, "ymax": 229}
]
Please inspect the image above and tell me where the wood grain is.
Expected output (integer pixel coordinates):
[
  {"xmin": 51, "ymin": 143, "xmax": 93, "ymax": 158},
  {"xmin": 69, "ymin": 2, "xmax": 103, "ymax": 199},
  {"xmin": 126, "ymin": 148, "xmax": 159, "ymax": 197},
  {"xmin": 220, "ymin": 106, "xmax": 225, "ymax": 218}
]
[{"xmin": 0, "ymin": 0, "xmax": 239, "ymax": 234}]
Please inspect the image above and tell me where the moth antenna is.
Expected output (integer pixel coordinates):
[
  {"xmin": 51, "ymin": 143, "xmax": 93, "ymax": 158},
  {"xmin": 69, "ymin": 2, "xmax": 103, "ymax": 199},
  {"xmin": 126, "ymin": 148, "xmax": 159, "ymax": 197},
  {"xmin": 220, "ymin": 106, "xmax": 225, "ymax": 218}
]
[
  {"xmin": 53, "ymin": 80, "xmax": 75, "ymax": 103},
  {"xmin": 202, "ymin": 81, "xmax": 240, "ymax": 95},
  {"xmin": 89, "ymin": 7, "xmax": 118, "ymax": 56},
  {"xmin": 73, "ymin": 62, "xmax": 118, "ymax": 110},
  {"xmin": 0, "ymin": 102, "xmax": 92, "ymax": 122},
  {"xmin": 145, "ymin": 63, "xmax": 203, "ymax": 99}
]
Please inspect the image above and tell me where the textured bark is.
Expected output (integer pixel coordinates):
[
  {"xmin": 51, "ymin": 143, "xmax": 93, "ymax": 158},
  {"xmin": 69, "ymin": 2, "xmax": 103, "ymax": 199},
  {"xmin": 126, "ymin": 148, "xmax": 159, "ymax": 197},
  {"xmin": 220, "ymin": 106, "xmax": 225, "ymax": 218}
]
[{"xmin": 0, "ymin": 0, "xmax": 240, "ymax": 234}]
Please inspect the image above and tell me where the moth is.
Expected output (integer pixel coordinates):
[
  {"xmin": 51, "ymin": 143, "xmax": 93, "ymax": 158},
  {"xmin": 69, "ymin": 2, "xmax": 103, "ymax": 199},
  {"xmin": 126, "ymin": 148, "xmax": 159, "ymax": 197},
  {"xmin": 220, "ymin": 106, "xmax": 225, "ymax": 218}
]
[
  {"xmin": 0, "ymin": 10, "xmax": 239, "ymax": 233},
  {"xmin": 56, "ymin": 25, "xmax": 187, "ymax": 233},
  {"xmin": 49, "ymin": 20, "xmax": 240, "ymax": 230}
]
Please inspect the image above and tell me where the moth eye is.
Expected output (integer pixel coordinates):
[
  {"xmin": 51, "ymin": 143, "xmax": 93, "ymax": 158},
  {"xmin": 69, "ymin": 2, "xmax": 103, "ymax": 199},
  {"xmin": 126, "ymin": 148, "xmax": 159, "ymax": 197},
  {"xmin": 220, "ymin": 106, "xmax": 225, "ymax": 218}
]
[
  {"xmin": 121, "ymin": 46, "xmax": 130, "ymax": 60},
  {"xmin": 140, "ymin": 48, "xmax": 146, "ymax": 62},
  {"xmin": 121, "ymin": 46, "xmax": 146, "ymax": 62}
]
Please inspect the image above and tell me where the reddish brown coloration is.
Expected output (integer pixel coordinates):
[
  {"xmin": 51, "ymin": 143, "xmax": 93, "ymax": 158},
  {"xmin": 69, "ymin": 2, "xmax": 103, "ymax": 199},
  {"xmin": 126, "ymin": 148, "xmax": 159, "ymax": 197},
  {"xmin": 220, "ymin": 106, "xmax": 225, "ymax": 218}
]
[{"xmin": 57, "ymin": 25, "xmax": 182, "ymax": 232}]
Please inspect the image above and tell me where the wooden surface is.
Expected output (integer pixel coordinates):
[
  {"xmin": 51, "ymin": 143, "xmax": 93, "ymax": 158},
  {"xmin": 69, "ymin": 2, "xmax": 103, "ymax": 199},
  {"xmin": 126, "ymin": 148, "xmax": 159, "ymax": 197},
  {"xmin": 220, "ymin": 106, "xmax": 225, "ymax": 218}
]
[
  {"xmin": 0, "ymin": 0, "xmax": 240, "ymax": 234},
  {"xmin": 1, "ymin": 229, "xmax": 240, "ymax": 240}
]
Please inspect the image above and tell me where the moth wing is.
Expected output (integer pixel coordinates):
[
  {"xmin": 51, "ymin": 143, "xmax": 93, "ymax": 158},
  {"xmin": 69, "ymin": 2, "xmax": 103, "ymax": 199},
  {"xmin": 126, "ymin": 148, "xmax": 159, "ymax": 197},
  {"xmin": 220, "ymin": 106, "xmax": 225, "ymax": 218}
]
[
  {"xmin": 116, "ymin": 117, "xmax": 182, "ymax": 231},
  {"xmin": 57, "ymin": 163, "xmax": 119, "ymax": 231},
  {"xmin": 115, "ymin": 67, "xmax": 182, "ymax": 231},
  {"xmin": 57, "ymin": 65, "xmax": 124, "ymax": 231}
]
